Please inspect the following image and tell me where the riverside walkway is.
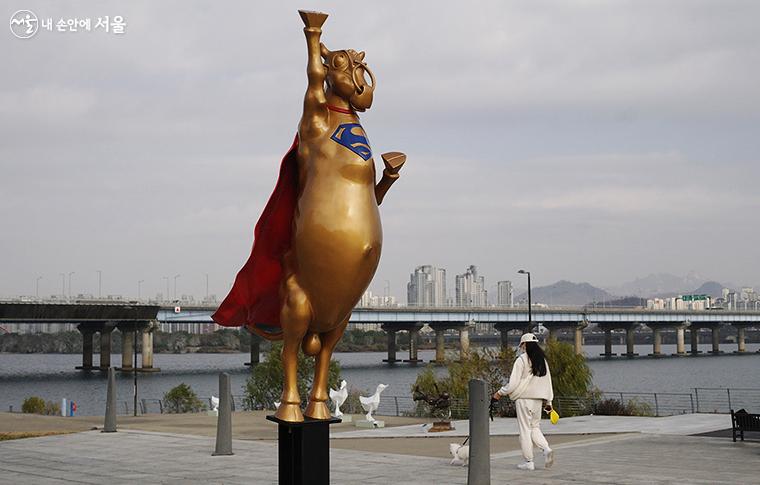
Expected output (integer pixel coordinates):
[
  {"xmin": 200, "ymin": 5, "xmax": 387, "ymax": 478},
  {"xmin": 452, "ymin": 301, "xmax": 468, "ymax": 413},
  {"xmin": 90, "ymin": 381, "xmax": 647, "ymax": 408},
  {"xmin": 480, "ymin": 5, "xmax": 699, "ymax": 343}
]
[{"xmin": 1, "ymin": 413, "xmax": 757, "ymax": 484}]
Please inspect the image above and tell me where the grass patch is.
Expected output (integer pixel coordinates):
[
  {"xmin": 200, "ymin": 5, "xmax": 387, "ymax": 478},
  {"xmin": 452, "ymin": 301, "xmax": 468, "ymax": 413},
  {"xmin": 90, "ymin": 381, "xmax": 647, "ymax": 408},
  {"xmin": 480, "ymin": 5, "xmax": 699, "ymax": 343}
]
[{"xmin": 0, "ymin": 431, "xmax": 74, "ymax": 441}]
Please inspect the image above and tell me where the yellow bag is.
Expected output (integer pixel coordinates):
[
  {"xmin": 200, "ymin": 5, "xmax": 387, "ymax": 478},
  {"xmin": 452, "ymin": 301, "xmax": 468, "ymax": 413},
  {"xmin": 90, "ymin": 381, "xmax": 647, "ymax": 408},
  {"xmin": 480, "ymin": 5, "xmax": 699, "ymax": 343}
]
[{"xmin": 550, "ymin": 409, "xmax": 560, "ymax": 425}]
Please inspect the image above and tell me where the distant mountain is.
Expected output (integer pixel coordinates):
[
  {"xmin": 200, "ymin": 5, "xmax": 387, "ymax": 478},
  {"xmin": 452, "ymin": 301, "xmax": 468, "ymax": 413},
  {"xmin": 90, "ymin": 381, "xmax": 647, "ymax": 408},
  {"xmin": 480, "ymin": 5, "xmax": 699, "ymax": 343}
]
[
  {"xmin": 610, "ymin": 272, "xmax": 707, "ymax": 297},
  {"xmin": 516, "ymin": 280, "xmax": 615, "ymax": 306},
  {"xmin": 598, "ymin": 296, "xmax": 647, "ymax": 307},
  {"xmin": 690, "ymin": 281, "xmax": 726, "ymax": 299}
]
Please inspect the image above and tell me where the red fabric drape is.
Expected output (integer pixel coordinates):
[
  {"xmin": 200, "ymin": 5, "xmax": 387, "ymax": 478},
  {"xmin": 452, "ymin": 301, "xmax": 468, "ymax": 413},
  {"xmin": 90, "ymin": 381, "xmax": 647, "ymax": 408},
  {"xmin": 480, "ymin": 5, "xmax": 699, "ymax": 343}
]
[{"xmin": 211, "ymin": 136, "xmax": 299, "ymax": 336}]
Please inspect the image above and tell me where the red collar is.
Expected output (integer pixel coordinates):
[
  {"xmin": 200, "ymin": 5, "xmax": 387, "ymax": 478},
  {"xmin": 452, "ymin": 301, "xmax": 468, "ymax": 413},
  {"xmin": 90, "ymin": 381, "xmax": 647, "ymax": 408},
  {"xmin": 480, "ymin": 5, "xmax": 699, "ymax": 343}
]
[{"xmin": 327, "ymin": 104, "xmax": 355, "ymax": 114}]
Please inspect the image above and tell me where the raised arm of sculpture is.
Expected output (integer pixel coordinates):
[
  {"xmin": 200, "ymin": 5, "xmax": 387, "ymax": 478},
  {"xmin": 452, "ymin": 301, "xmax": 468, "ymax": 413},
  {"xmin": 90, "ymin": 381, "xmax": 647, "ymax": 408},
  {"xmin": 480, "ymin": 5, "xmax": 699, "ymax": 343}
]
[
  {"xmin": 298, "ymin": 10, "xmax": 329, "ymax": 136},
  {"xmin": 375, "ymin": 152, "xmax": 406, "ymax": 205}
]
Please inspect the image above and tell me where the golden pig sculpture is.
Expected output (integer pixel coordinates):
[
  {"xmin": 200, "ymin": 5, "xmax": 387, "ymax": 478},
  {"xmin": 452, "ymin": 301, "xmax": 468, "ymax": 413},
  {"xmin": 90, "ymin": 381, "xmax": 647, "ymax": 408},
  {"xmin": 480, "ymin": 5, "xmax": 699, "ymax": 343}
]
[{"xmin": 213, "ymin": 10, "xmax": 405, "ymax": 422}]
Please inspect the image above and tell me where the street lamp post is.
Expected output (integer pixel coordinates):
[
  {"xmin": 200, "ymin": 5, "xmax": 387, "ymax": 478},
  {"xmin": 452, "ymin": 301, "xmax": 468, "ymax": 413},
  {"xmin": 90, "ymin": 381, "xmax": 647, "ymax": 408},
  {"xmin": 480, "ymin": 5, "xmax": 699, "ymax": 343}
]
[
  {"xmin": 97, "ymin": 270, "xmax": 102, "ymax": 299},
  {"xmin": 59, "ymin": 273, "xmax": 65, "ymax": 299},
  {"xmin": 518, "ymin": 269, "xmax": 532, "ymax": 327},
  {"xmin": 68, "ymin": 272, "xmax": 75, "ymax": 301},
  {"xmin": 173, "ymin": 274, "xmax": 181, "ymax": 301}
]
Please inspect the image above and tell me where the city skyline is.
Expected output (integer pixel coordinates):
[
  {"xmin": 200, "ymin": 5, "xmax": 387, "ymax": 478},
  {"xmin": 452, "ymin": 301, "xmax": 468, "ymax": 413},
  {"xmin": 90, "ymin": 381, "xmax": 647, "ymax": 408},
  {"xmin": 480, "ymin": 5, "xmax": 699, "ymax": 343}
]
[{"xmin": 2, "ymin": 2, "xmax": 759, "ymax": 304}]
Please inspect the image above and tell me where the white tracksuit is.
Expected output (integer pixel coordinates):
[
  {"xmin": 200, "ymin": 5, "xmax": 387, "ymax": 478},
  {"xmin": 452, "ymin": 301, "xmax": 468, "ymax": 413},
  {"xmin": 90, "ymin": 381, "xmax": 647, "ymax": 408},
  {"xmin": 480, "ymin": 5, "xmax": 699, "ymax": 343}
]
[{"xmin": 499, "ymin": 353, "xmax": 554, "ymax": 462}]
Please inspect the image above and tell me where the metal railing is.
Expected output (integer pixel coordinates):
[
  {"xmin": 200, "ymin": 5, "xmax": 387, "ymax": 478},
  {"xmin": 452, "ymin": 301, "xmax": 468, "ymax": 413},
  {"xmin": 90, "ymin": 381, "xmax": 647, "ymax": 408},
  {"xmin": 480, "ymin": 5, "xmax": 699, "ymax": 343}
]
[
  {"xmin": 121, "ymin": 388, "xmax": 760, "ymax": 418},
  {"xmin": 694, "ymin": 388, "xmax": 760, "ymax": 414}
]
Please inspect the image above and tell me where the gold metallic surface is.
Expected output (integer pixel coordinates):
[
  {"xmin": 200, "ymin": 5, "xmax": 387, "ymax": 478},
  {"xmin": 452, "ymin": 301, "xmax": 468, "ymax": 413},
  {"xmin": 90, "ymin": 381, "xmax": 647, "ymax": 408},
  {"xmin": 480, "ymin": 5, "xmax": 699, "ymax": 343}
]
[{"xmin": 274, "ymin": 10, "xmax": 405, "ymax": 422}]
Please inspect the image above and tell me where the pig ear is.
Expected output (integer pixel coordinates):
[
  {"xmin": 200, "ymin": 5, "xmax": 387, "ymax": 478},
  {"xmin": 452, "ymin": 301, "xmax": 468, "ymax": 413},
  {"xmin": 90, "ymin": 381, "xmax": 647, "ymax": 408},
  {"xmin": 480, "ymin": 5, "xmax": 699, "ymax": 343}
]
[
  {"xmin": 320, "ymin": 43, "xmax": 331, "ymax": 58},
  {"xmin": 357, "ymin": 51, "xmax": 366, "ymax": 61}
]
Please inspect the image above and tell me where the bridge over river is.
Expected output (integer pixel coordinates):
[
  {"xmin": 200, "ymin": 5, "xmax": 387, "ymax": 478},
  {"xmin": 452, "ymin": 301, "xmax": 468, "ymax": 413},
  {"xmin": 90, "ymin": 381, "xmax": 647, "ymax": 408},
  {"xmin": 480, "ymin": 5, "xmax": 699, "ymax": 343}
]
[
  {"xmin": 160, "ymin": 305, "xmax": 760, "ymax": 365},
  {"xmin": 3, "ymin": 302, "xmax": 758, "ymax": 370}
]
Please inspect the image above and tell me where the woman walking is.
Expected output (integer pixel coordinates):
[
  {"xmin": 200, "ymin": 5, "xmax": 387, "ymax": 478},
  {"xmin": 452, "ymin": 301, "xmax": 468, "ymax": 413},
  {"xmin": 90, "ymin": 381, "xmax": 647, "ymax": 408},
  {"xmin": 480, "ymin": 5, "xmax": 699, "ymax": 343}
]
[{"xmin": 493, "ymin": 333, "xmax": 555, "ymax": 471}]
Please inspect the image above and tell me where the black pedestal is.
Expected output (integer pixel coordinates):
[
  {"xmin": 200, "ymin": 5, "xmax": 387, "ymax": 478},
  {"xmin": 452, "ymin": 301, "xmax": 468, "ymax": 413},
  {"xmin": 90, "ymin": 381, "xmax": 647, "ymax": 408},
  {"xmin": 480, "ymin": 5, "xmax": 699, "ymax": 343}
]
[{"xmin": 266, "ymin": 415, "xmax": 341, "ymax": 485}]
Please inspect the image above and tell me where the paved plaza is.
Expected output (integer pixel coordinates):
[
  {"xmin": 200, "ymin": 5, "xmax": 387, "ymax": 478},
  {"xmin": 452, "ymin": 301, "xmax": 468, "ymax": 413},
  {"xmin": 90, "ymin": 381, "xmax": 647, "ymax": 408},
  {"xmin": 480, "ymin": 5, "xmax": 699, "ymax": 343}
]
[{"xmin": 1, "ymin": 413, "xmax": 758, "ymax": 484}]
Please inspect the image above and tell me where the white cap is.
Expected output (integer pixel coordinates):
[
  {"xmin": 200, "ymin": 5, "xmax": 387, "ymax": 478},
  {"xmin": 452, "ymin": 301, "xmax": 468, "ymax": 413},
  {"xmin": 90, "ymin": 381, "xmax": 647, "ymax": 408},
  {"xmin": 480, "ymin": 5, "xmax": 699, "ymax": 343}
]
[{"xmin": 519, "ymin": 333, "xmax": 539, "ymax": 345}]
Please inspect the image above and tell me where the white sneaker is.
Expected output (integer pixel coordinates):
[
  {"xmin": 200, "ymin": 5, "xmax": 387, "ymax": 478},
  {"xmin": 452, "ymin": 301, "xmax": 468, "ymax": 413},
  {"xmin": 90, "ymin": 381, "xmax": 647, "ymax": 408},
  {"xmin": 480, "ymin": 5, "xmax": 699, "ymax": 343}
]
[
  {"xmin": 517, "ymin": 461, "xmax": 535, "ymax": 471},
  {"xmin": 544, "ymin": 448, "xmax": 554, "ymax": 469}
]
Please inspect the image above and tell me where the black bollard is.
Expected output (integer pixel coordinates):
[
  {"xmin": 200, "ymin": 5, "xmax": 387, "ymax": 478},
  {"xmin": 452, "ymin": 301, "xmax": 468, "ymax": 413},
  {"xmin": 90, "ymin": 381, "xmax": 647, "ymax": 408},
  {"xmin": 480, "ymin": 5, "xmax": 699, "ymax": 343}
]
[
  {"xmin": 103, "ymin": 367, "xmax": 117, "ymax": 433},
  {"xmin": 467, "ymin": 379, "xmax": 490, "ymax": 485},
  {"xmin": 213, "ymin": 372, "xmax": 234, "ymax": 456}
]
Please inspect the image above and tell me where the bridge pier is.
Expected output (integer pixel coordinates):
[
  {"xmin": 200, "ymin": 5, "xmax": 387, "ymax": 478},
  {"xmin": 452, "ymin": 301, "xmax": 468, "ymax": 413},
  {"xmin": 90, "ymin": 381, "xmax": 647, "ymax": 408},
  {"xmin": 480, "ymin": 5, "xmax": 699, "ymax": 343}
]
[
  {"xmin": 75, "ymin": 324, "xmax": 97, "ymax": 371},
  {"xmin": 709, "ymin": 325, "xmax": 723, "ymax": 355},
  {"xmin": 494, "ymin": 323, "xmax": 530, "ymax": 356},
  {"xmin": 99, "ymin": 324, "xmax": 115, "ymax": 370},
  {"xmin": 601, "ymin": 328, "xmax": 616, "ymax": 357},
  {"xmin": 118, "ymin": 325, "xmax": 135, "ymax": 371},
  {"xmin": 674, "ymin": 323, "xmax": 688, "ymax": 356},
  {"xmin": 646, "ymin": 325, "xmax": 664, "ymax": 357},
  {"xmin": 625, "ymin": 325, "xmax": 638, "ymax": 358},
  {"xmin": 735, "ymin": 326, "xmax": 747, "ymax": 353},
  {"xmin": 573, "ymin": 322, "xmax": 587, "ymax": 356},
  {"xmin": 244, "ymin": 330, "xmax": 261, "ymax": 366},
  {"xmin": 404, "ymin": 325, "xmax": 423, "ymax": 363},
  {"xmin": 140, "ymin": 322, "xmax": 160, "ymax": 372},
  {"xmin": 434, "ymin": 328, "xmax": 445, "ymax": 363},
  {"xmin": 690, "ymin": 327, "xmax": 701, "ymax": 355},
  {"xmin": 459, "ymin": 324, "xmax": 471, "ymax": 361},
  {"xmin": 381, "ymin": 325, "xmax": 400, "ymax": 363}
]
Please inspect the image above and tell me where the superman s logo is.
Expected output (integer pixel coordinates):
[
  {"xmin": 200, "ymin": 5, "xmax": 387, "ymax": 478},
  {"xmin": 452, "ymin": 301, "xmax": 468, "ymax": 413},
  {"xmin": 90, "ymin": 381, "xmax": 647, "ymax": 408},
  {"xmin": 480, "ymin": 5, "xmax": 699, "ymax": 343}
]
[{"xmin": 330, "ymin": 123, "xmax": 372, "ymax": 161}]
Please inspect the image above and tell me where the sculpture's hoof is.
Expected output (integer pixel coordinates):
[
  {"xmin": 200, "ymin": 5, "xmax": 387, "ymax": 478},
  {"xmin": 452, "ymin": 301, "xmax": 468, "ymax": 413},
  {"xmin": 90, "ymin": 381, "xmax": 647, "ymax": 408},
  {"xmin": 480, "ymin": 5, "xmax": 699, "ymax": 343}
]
[
  {"xmin": 274, "ymin": 402, "xmax": 304, "ymax": 423},
  {"xmin": 304, "ymin": 400, "xmax": 331, "ymax": 420}
]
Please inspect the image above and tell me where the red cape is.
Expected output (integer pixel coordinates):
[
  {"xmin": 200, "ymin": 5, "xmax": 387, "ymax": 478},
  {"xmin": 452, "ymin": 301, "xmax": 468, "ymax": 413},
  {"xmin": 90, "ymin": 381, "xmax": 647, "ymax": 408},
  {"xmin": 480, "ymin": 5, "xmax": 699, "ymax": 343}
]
[{"xmin": 211, "ymin": 136, "xmax": 299, "ymax": 339}]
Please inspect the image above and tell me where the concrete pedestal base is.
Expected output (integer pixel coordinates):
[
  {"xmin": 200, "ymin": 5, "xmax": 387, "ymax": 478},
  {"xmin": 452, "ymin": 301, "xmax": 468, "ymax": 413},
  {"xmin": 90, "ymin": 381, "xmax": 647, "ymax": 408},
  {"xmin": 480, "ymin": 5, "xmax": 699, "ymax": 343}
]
[
  {"xmin": 624, "ymin": 353, "xmax": 639, "ymax": 358},
  {"xmin": 382, "ymin": 359, "xmax": 400, "ymax": 363},
  {"xmin": 355, "ymin": 420, "xmax": 384, "ymax": 428},
  {"xmin": 672, "ymin": 352, "xmax": 687, "ymax": 357},
  {"xmin": 599, "ymin": 353, "xmax": 617, "ymax": 358},
  {"xmin": 403, "ymin": 358, "xmax": 423, "ymax": 364},
  {"xmin": 708, "ymin": 351, "xmax": 724, "ymax": 355},
  {"xmin": 75, "ymin": 365, "xmax": 96, "ymax": 371},
  {"xmin": 733, "ymin": 350, "xmax": 749, "ymax": 355},
  {"xmin": 647, "ymin": 353, "xmax": 667, "ymax": 358},
  {"xmin": 207, "ymin": 409, "xmax": 219, "ymax": 417},
  {"xmin": 428, "ymin": 421, "xmax": 454, "ymax": 432}
]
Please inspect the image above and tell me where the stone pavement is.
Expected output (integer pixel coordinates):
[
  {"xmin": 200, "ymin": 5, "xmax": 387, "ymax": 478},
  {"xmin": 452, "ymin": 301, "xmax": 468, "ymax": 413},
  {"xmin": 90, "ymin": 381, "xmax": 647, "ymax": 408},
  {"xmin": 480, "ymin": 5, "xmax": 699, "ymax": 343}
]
[
  {"xmin": 333, "ymin": 413, "xmax": 733, "ymax": 439},
  {"xmin": 1, "ymin": 427, "xmax": 759, "ymax": 484}
]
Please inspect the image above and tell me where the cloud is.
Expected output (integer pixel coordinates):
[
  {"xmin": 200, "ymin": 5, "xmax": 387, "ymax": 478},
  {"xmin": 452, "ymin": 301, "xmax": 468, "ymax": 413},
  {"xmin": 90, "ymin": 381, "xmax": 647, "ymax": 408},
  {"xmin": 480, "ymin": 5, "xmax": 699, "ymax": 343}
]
[{"xmin": 1, "ymin": 0, "xmax": 759, "ymax": 300}]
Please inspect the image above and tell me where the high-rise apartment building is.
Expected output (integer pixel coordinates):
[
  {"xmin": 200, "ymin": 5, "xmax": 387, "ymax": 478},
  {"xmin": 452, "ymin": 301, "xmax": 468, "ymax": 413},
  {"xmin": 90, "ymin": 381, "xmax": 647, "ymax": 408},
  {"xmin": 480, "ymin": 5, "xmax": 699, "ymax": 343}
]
[
  {"xmin": 497, "ymin": 280, "xmax": 514, "ymax": 307},
  {"xmin": 406, "ymin": 265, "xmax": 447, "ymax": 306},
  {"xmin": 455, "ymin": 265, "xmax": 487, "ymax": 307}
]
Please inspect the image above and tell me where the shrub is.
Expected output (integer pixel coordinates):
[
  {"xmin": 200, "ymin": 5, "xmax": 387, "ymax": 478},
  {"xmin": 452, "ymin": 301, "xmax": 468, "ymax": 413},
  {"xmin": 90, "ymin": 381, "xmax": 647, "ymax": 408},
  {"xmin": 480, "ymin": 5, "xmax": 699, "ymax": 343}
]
[
  {"xmin": 243, "ymin": 342, "xmax": 341, "ymax": 411},
  {"xmin": 163, "ymin": 383, "xmax": 206, "ymax": 413},
  {"xmin": 411, "ymin": 347, "xmax": 515, "ymax": 419},
  {"xmin": 21, "ymin": 397, "xmax": 60, "ymax": 415},
  {"xmin": 591, "ymin": 397, "xmax": 653, "ymax": 416},
  {"xmin": 21, "ymin": 397, "xmax": 46, "ymax": 414},
  {"xmin": 544, "ymin": 339, "xmax": 593, "ymax": 400}
]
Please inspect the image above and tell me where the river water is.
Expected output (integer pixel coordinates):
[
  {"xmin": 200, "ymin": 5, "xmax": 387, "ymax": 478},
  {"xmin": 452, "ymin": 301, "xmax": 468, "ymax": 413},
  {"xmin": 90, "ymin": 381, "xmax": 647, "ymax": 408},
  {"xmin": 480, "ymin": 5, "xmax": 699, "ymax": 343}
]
[{"xmin": 1, "ymin": 344, "xmax": 759, "ymax": 416}]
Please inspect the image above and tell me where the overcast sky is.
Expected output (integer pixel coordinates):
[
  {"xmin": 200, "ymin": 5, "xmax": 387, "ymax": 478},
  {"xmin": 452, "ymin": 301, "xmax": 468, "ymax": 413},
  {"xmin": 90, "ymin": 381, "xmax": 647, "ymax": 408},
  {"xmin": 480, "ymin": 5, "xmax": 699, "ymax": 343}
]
[{"xmin": 2, "ymin": 1, "xmax": 759, "ymax": 302}]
